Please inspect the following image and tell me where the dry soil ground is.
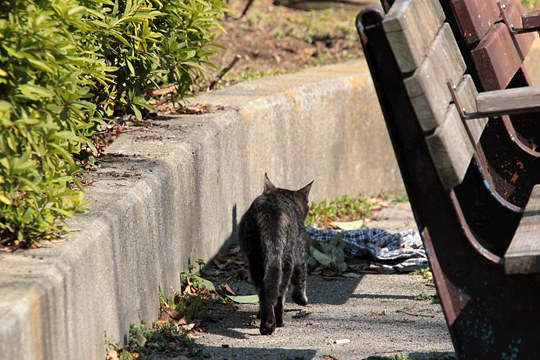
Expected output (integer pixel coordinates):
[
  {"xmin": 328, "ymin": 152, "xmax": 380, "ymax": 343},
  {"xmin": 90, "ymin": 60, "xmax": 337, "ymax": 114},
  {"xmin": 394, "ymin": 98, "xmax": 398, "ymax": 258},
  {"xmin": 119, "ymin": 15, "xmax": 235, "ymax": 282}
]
[{"xmin": 203, "ymin": 0, "xmax": 378, "ymax": 90}]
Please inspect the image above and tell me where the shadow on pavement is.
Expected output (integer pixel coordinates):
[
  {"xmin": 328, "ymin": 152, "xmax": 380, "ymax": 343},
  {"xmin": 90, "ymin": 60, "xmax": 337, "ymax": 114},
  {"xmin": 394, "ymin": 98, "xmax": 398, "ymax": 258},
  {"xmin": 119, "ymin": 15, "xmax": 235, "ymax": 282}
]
[
  {"xmin": 352, "ymin": 292, "xmax": 418, "ymax": 300},
  {"xmin": 306, "ymin": 274, "xmax": 365, "ymax": 305},
  {"xmin": 198, "ymin": 345, "xmax": 317, "ymax": 360},
  {"xmin": 204, "ymin": 306, "xmax": 258, "ymax": 340},
  {"xmin": 406, "ymin": 351, "xmax": 456, "ymax": 359}
]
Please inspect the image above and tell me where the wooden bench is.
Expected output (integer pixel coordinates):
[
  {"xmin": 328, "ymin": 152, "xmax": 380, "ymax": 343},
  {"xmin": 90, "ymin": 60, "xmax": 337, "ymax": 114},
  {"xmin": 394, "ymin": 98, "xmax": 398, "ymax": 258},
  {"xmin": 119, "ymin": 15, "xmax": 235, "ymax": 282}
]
[{"xmin": 357, "ymin": 0, "xmax": 540, "ymax": 357}]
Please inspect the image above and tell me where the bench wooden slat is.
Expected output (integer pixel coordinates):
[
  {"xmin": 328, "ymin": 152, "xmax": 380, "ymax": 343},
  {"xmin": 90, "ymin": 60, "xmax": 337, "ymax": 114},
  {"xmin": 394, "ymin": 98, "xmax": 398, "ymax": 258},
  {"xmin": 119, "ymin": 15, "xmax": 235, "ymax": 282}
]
[
  {"xmin": 456, "ymin": 75, "xmax": 488, "ymax": 144},
  {"xmin": 471, "ymin": 22, "xmax": 535, "ymax": 91},
  {"xmin": 451, "ymin": 0, "xmax": 533, "ymax": 47},
  {"xmin": 476, "ymin": 86, "xmax": 540, "ymax": 114},
  {"xmin": 383, "ymin": 0, "xmax": 445, "ymax": 74},
  {"xmin": 505, "ymin": 184, "xmax": 540, "ymax": 274},
  {"xmin": 522, "ymin": 10, "xmax": 540, "ymax": 29},
  {"xmin": 450, "ymin": 0, "xmax": 500, "ymax": 46},
  {"xmin": 426, "ymin": 105, "xmax": 475, "ymax": 189},
  {"xmin": 404, "ymin": 23, "xmax": 466, "ymax": 131}
]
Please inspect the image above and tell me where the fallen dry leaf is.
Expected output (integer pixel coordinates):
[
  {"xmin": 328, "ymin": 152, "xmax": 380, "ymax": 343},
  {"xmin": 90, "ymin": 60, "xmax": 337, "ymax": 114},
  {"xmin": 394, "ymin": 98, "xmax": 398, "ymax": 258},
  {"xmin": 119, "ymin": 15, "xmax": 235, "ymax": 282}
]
[
  {"xmin": 106, "ymin": 350, "xmax": 119, "ymax": 360},
  {"xmin": 369, "ymin": 309, "xmax": 387, "ymax": 317},
  {"xmin": 176, "ymin": 316, "xmax": 189, "ymax": 325},
  {"xmin": 223, "ymin": 283, "xmax": 236, "ymax": 296},
  {"xmin": 292, "ymin": 310, "xmax": 311, "ymax": 319},
  {"xmin": 179, "ymin": 323, "xmax": 196, "ymax": 332},
  {"xmin": 163, "ymin": 307, "xmax": 181, "ymax": 321},
  {"xmin": 155, "ymin": 102, "xmax": 212, "ymax": 115}
]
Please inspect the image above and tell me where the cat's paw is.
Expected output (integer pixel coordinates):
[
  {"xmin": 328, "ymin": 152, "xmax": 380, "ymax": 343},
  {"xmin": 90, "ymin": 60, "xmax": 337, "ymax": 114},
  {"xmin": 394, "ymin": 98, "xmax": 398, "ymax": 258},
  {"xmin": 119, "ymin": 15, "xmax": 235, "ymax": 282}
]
[
  {"xmin": 260, "ymin": 322, "xmax": 276, "ymax": 335},
  {"xmin": 292, "ymin": 289, "xmax": 308, "ymax": 306}
]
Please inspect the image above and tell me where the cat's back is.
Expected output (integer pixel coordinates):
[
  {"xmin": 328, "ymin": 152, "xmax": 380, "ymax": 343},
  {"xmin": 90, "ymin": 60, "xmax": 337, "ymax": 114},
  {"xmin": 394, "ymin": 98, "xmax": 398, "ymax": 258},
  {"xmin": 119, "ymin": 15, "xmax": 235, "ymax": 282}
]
[
  {"xmin": 250, "ymin": 191, "xmax": 299, "ymax": 221},
  {"xmin": 247, "ymin": 193, "xmax": 304, "ymax": 248},
  {"xmin": 239, "ymin": 175, "xmax": 312, "ymax": 252}
]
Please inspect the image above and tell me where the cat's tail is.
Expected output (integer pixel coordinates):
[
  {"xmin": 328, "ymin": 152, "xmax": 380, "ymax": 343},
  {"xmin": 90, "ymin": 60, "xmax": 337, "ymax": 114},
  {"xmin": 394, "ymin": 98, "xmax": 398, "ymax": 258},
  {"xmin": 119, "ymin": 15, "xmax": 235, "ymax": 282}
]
[
  {"xmin": 262, "ymin": 250, "xmax": 283, "ymax": 302},
  {"xmin": 261, "ymin": 229, "xmax": 284, "ymax": 304}
]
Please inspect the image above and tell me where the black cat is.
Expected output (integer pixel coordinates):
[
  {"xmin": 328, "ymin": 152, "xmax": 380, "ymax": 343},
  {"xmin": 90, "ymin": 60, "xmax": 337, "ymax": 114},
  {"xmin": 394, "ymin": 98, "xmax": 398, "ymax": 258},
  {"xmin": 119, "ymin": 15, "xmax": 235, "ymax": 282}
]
[{"xmin": 239, "ymin": 173, "xmax": 313, "ymax": 335}]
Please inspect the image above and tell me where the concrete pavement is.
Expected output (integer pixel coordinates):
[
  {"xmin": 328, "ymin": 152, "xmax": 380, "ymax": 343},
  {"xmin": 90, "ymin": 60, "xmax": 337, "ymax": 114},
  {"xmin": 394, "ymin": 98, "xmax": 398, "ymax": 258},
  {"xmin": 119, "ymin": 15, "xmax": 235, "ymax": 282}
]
[{"xmin": 195, "ymin": 205, "xmax": 455, "ymax": 360}]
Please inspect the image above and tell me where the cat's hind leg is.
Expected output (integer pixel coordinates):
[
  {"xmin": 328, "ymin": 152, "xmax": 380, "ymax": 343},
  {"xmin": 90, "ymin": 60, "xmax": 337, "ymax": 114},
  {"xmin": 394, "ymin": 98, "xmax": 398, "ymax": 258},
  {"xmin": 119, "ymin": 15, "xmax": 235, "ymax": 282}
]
[
  {"xmin": 276, "ymin": 257, "xmax": 293, "ymax": 328},
  {"xmin": 274, "ymin": 294, "xmax": 286, "ymax": 327},
  {"xmin": 291, "ymin": 261, "xmax": 308, "ymax": 306},
  {"xmin": 259, "ymin": 292, "xmax": 276, "ymax": 335}
]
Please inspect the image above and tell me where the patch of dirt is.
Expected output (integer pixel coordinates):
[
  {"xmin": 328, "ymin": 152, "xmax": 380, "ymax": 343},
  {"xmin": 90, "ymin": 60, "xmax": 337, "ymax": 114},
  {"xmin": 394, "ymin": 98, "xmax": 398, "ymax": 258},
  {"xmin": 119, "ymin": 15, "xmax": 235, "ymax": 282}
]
[{"xmin": 204, "ymin": 0, "xmax": 375, "ymax": 89}]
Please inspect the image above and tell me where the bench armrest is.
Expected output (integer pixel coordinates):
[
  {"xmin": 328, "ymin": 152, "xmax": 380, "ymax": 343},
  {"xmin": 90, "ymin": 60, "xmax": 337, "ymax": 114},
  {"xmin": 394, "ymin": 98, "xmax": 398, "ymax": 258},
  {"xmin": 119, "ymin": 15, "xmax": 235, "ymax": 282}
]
[
  {"xmin": 522, "ymin": 10, "xmax": 540, "ymax": 32},
  {"xmin": 475, "ymin": 86, "xmax": 540, "ymax": 116}
]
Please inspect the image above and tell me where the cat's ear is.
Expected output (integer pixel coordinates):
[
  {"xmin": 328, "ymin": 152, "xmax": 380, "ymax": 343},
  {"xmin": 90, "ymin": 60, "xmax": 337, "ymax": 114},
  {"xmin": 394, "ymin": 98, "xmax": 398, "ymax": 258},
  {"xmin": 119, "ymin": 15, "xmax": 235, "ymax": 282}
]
[
  {"xmin": 264, "ymin": 173, "xmax": 276, "ymax": 193},
  {"xmin": 297, "ymin": 180, "xmax": 313, "ymax": 198}
]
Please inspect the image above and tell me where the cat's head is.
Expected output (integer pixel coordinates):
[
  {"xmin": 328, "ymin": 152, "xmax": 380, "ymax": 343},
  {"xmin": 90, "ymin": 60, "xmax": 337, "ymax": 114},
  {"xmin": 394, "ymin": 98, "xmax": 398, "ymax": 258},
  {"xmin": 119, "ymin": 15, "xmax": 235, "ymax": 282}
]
[{"xmin": 263, "ymin": 173, "xmax": 313, "ymax": 218}]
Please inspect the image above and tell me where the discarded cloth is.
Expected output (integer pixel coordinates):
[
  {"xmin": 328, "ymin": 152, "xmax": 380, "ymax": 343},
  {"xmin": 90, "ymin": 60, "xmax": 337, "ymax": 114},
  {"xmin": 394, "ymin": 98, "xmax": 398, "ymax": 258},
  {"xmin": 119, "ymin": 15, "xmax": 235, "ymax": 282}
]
[{"xmin": 305, "ymin": 226, "xmax": 428, "ymax": 272}]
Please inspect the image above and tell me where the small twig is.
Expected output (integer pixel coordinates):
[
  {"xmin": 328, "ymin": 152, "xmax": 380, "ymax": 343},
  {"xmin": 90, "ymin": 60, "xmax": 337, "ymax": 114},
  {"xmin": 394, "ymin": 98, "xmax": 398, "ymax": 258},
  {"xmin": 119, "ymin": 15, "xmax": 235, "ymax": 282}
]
[
  {"xmin": 292, "ymin": 310, "xmax": 311, "ymax": 319},
  {"xmin": 207, "ymin": 55, "xmax": 242, "ymax": 90},
  {"xmin": 148, "ymin": 83, "xmax": 179, "ymax": 97},
  {"xmin": 396, "ymin": 309, "xmax": 435, "ymax": 318},
  {"xmin": 239, "ymin": 0, "xmax": 255, "ymax": 18}
]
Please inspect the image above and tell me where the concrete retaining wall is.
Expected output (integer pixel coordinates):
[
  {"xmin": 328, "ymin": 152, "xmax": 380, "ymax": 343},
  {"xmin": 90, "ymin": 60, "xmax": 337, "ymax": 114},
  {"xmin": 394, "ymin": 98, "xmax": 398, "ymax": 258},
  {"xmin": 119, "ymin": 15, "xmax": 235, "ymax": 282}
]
[{"xmin": 0, "ymin": 60, "xmax": 403, "ymax": 359}]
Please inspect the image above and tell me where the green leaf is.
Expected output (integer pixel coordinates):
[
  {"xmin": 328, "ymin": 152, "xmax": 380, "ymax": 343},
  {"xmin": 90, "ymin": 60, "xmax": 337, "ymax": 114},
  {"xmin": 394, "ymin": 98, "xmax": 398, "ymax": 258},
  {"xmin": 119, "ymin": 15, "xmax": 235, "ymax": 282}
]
[
  {"xmin": 310, "ymin": 247, "xmax": 333, "ymax": 266},
  {"xmin": 226, "ymin": 294, "xmax": 259, "ymax": 304},
  {"xmin": 67, "ymin": 6, "xmax": 87, "ymax": 16},
  {"xmin": 0, "ymin": 100, "xmax": 12, "ymax": 112},
  {"xmin": 329, "ymin": 219, "xmax": 364, "ymax": 230},
  {"xmin": 0, "ymin": 194, "xmax": 12, "ymax": 205},
  {"xmin": 126, "ymin": 58, "xmax": 135, "ymax": 75},
  {"xmin": 192, "ymin": 276, "xmax": 216, "ymax": 291},
  {"xmin": 27, "ymin": 59, "xmax": 55, "ymax": 73},
  {"xmin": 131, "ymin": 104, "xmax": 142, "ymax": 119},
  {"xmin": 11, "ymin": 156, "xmax": 36, "ymax": 173},
  {"xmin": 19, "ymin": 84, "xmax": 54, "ymax": 100},
  {"xmin": 48, "ymin": 143, "xmax": 76, "ymax": 168},
  {"xmin": 134, "ymin": 329, "xmax": 147, "ymax": 347},
  {"xmin": 16, "ymin": 177, "xmax": 41, "ymax": 192},
  {"xmin": 51, "ymin": 130, "xmax": 87, "ymax": 143}
]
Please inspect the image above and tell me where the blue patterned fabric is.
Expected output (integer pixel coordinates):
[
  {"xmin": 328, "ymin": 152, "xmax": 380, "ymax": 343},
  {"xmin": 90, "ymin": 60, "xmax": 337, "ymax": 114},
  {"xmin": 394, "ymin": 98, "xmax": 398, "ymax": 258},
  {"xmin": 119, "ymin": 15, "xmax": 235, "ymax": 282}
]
[{"xmin": 305, "ymin": 226, "xmax": 428, "ymax": 272}]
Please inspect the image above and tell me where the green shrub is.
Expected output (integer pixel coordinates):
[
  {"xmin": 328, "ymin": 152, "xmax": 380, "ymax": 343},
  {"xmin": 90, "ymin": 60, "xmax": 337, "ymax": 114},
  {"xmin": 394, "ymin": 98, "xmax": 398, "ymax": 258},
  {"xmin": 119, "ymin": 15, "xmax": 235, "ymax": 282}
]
[
  {"xmin": 521, "ymin": 0, "xmax": 538, "ymax": 9},
  {"xmin": 80, "ymin": 0, "xmax": 226, "ymax": 118},
  {"xmin": 0, "ymin": 0, "xmax": 101, "ymax": 245},
  {"xmin": 0, "ymin": 0, "xmax": 225, "ymax": 246}
]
